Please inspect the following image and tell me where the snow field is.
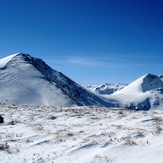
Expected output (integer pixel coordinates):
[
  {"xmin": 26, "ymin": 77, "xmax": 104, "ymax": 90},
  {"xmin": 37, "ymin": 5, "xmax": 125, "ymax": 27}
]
[{"xmin": 0, "ymin": 104, "xmax": 163, "ymax": 163}]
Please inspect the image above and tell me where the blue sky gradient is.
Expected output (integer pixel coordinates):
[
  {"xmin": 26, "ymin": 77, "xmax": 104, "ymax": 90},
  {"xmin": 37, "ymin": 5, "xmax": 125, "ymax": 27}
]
[{"xmin": 0, "ymin": 0, "xmax": 163, "ymax": 85}]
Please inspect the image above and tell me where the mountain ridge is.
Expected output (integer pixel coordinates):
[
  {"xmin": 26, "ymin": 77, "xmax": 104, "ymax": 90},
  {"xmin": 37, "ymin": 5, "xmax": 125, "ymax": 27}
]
[
  {"xmin": 0, "ymin": 53, "xmax": 114, "ymax": 106},
  {"xmin": 109, "ymin": 73, "xmax": 163, "ymax": 110},
  {"xmin": 114, "ymin": 73, "xmax": 163, "ymax": 94},
  {"xmin": 0, "ymin": 53, "xmax": 163, "ymax": 110}
]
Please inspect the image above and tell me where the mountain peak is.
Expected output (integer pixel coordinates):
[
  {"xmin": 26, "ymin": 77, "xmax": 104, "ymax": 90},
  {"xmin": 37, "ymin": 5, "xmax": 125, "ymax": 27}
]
[
  {"xmin": 141, "ymin": 73, "xmax": 163, "ymax": 92},
  {"xmin": 0, "ymin": 53, "xmax": 33, "ymax": 69},
  {"xmin": 115, "ymin": 73, "xmax": 163, "ymax": 95},
  {"xmin": 14, "ymin": 52, "xmax": 28, "ymax": 56},
  {"xmin": 143, "ymin": 73, "xmax": 158, "ymax": 79},
  {"xmin": 0, "ymin": 53, "xmax": 113, "ymax": 107},
  {"xmin": 14, "ymin": 53, "xmax": 36, "ymax": 60}
]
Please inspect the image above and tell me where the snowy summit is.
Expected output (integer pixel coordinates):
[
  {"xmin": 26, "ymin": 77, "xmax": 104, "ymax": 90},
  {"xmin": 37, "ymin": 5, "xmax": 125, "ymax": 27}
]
[{"xmin": 109, "ymin": 73, "xmax": 163, "ymax": 110}]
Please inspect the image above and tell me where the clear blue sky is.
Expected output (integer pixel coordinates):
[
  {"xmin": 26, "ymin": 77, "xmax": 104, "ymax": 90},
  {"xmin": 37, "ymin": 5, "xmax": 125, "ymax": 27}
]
[{"xmin": 0, "ymin": 0, "xmax": 163, "ymax": 86}]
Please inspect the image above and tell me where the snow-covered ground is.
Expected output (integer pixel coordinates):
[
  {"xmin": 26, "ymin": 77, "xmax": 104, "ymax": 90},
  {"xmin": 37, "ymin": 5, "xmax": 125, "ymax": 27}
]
[{"xmin": 1, "ymin": 104, "xmax": 163, "ymax": 163}]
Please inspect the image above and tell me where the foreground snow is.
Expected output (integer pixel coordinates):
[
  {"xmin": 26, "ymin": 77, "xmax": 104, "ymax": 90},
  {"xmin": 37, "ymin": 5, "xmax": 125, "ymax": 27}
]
[{"xmin": 0, "ymin": 105, "xmax": 163, "ymax": 163}]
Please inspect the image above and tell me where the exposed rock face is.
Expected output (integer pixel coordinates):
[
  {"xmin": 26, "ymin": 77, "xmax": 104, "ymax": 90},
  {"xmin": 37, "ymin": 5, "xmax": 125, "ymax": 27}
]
[{"xmin": 0, "ymin": 116, "xmax": 4, "ymax": 123}]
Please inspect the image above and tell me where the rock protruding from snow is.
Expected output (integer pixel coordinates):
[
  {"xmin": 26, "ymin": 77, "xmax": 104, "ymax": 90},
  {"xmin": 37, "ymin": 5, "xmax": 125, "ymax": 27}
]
[
  {"xmin": 0, "ymin": 115, "xmax": 4, "ymax": 123},
  {"xmin": 0, "ymin": 53, "xmax": 114, "ymax": 107}
]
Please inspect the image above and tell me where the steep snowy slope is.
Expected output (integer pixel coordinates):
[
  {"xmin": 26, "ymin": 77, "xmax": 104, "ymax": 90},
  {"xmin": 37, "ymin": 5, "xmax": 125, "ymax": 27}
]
[
  {"xmin": 88, "ymin": 83, "xmax": 126, "ymax": 95},
  {"xmin": 0, "ymin": 53, "xmax": 113, "ymax": 106},
  {"xmin": 114, "ymin": 73, "xmax": 163, "ymax": 94},
  {"xmin": 109, "ymin": 74, "xmax": 163, "ymax": 110}
]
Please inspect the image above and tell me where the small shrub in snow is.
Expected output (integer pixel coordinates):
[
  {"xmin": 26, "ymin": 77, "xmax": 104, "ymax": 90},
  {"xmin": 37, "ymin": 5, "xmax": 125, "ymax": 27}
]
[
  {"xmin": 155, "ymin": 125, "xmax": 162, "ymax": 134},
  {"xmin": 67, "ymin": 133, "xmax": 74, "ymax": 137},
  {"xmin": 124, "ymin": 137, "xmax": 137, "ymax": 145},
  {"xmin": 154, "ymin": 116, "xmax": 162, "ymax": 122},
  {"xmin": 137, "ymin": 131, "xmax": 145, "ymax": 137},
  {"xmin": 10, "ymin": 121, "xmax": 17, "ymax": 125},
  {"xmin": 95, "ymin": 154, "xmax": 113, "ymax": 162},
  {"xmin": 118, "ymin": 110, "xmax": 125, "ymax": 115},
  {"xmin": 35, "ymin": 124, "xmax": 44, "ymax": 131},
  {"xmin": 0, "ymin": 143, "xmax": 9, "ymax": 151},
  {"xmin": 26, "ymin": 139, "xmax": 33, "ymax": 143}
]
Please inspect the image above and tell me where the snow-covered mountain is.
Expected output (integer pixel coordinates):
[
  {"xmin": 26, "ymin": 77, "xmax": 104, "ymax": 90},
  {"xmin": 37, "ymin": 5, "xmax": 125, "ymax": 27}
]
[
  {"xmin": 1, "ymin": 54, "xmax": 162, "ymax": 110},
  {"xmin": 0, "ymin": 53, "xmax": 113, "ymax": 106},
  {"xmin": 109, "ymin": 73, "xmax": 163, "ymax": 110},
  {"xmin": 114, "ymin": 73, "xmax": 163, "ymax": 94},
  {"xmin": 87, "ymin": 83, "xmax": 126, "ymax": 95}
]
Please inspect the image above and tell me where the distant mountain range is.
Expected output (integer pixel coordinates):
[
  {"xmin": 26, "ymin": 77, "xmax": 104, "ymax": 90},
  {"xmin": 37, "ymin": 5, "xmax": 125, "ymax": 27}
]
[
  {"xmin": 87, "ymin": 83, "xmax": 126, "ymax": 95},
  {"xmin": 0, "ymin": 53, "xmax": 163, "ymax": 110}
]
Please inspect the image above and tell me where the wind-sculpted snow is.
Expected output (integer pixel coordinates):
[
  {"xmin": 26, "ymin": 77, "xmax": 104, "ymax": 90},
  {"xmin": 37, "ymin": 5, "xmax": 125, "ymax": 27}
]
[{"xmin": 0, "ymin": 104, "xmax": 163, "ymax": 162}]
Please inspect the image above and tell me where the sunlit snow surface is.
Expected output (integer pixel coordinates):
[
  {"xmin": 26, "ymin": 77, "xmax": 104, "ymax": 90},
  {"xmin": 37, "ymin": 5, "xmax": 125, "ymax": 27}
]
[
  {"xmin": 0, "ymin": 53, "xmax": 18, "ymax": 68},
  {"xmin": 0, "ymin": 104, "xmax": 163, "ymax": 163}
]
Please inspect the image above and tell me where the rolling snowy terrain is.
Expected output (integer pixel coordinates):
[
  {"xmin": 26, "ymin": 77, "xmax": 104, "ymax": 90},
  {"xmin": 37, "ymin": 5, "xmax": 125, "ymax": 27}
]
[{"xmin": 0, "ymin": 104, "xmax": 163, "ymax": 163}]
